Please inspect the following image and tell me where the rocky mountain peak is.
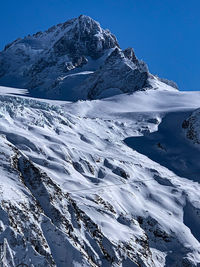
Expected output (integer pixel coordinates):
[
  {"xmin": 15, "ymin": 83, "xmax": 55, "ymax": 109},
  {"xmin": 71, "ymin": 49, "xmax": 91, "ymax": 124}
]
[
  {"xmin": 0, "ymin": 15, "xmax": 177, "ymax": 101},
  {"xmin": 53, "ymin": 15, "xmax": 119, "ymax": 58},
  {"xmin": 77, "ymin": 14, "xmax": 102, "ymax": 33}
]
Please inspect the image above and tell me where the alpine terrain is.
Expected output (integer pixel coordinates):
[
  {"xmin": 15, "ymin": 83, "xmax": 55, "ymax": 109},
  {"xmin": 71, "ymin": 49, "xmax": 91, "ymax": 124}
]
[{"xmin": 0, "ymin": 15, "xmax": 199, "ymax": 267}]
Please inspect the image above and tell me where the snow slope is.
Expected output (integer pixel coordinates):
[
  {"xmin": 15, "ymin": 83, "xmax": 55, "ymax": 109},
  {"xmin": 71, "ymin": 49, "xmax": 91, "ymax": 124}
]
[{"xmin": 0, "ymin": 81, "xmax": 199, "ymax": 266}]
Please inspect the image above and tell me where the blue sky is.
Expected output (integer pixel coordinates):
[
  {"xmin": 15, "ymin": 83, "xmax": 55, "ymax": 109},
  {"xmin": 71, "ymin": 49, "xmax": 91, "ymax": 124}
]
[{"xmin": 1, "ymin": 0, "xmax": 200, "ymax": 91}]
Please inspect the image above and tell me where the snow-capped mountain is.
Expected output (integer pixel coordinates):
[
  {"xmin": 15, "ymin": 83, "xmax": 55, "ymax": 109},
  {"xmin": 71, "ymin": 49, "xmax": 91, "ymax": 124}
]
[
  {"xmin": 0, "ymin": 15, "xmax": 199, "ymax": 267},
  {"xmin": 0, "ymin": 15, "xmax": 176, "ymax": 101}
]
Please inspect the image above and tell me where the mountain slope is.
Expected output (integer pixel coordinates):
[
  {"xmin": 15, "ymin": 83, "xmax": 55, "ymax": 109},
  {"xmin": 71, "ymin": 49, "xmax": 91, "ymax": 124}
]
[{"xmin": 0, "ymin": 85, "xmax": 199, "ymax": 266}]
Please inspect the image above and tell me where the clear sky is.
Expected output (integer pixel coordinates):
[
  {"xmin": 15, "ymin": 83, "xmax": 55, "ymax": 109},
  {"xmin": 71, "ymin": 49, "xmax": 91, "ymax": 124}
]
[{"xmin": 1, "ymin": 0, "xmax": 200, "ymax": 91}]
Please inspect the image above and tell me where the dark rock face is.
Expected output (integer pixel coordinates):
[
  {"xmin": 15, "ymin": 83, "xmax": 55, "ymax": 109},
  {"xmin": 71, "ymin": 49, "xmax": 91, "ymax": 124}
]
[{"xmin": 123, "ymin": 47, "xmax": 139, "ymax": 64}]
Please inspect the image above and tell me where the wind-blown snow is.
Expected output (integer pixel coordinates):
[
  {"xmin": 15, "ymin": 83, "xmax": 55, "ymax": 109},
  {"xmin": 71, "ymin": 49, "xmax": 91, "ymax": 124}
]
[
  {"xmin": 0, "ymin": 81, "xmax": 199, "ymax": 266},
  {"xmin": 0, "ymin": 86, "xmax": 28, "ymax": 96}
]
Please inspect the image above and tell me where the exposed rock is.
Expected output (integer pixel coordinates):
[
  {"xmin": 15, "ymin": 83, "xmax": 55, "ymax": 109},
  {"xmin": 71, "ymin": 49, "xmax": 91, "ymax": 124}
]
[{"xmin": 182, "ymin": 108, "xmax": 200, "ymax": 144}]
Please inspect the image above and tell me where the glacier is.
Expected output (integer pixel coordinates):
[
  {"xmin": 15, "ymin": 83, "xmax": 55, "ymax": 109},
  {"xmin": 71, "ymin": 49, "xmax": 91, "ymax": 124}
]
[{"xmin": 0, "ymin": 81, "xmax": 199, "ymax": 266}]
